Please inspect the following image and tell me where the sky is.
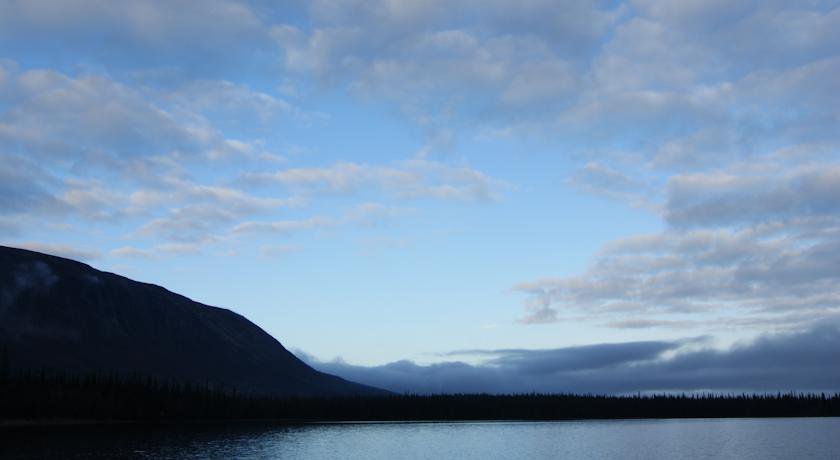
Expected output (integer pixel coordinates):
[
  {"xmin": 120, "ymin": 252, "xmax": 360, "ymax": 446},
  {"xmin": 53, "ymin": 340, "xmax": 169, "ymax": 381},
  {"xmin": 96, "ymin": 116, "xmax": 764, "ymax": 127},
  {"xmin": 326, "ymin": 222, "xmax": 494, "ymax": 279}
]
[{"xmin": 1, "ymin": 1, "xmax": 839, "ymax": 393}]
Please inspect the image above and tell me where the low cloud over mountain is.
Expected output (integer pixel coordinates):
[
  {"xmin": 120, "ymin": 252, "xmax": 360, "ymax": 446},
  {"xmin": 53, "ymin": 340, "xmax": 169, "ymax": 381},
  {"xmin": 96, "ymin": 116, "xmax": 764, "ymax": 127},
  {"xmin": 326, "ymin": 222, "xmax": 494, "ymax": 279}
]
[{"xmin": 300, "ymin": 322, "xmax": 840, "ymax": 394}]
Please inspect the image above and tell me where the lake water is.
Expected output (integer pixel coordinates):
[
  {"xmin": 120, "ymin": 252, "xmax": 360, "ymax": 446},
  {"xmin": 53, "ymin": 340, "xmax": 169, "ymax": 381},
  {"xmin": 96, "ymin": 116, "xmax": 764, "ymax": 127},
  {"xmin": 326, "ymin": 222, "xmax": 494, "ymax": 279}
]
[{"xmin": 3, "ymin": 418, "xmax": 839, "ymax": 459}]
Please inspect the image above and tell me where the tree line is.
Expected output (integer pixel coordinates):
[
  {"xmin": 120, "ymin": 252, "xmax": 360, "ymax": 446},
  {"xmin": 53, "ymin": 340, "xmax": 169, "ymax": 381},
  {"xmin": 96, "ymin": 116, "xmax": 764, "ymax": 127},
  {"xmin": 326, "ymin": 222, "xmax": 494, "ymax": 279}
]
[{"xmin": 2, "ymin": 364, "xmax": 838, "ymax": 422}]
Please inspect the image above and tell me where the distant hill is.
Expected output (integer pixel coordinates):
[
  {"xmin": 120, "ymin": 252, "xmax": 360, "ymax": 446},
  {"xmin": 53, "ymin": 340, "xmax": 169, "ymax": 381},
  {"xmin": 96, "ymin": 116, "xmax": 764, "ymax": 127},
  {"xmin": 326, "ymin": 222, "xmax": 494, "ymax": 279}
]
[{"xmin": 0, "ymin": 245, "xmax": 385, "ymax": 397}]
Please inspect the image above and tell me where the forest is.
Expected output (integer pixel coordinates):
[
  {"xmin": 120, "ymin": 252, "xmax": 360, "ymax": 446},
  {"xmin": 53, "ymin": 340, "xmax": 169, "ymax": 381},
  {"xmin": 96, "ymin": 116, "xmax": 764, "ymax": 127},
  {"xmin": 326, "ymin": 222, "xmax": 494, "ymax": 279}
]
[{"xmin": 2, "ymin": 364, "xmax": 838, "ymax": 423}]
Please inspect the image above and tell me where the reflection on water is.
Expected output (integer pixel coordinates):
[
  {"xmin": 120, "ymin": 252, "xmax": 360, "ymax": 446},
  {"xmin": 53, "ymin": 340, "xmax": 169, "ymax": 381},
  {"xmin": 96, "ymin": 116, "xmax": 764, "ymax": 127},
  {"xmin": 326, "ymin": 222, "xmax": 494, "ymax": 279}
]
[{"xmin": 2, "ymin": 417, "xmax": 839, "ymax": 459}]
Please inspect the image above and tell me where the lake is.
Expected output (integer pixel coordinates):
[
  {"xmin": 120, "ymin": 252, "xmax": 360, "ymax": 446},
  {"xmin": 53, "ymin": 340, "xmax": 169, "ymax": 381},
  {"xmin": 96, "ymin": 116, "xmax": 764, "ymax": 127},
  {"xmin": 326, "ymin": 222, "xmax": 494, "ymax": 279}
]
[{"xmin": 3, "ymin": 417, "xmax": 839, "ymax": 459}]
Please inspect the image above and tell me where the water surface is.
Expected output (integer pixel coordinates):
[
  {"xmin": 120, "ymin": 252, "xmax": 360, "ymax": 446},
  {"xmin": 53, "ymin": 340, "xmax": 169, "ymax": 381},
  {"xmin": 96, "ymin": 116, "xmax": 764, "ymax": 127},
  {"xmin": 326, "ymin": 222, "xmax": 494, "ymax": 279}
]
[{"xmin": 3, "ymin": 417, "xmax": 839, "ymax": 459}]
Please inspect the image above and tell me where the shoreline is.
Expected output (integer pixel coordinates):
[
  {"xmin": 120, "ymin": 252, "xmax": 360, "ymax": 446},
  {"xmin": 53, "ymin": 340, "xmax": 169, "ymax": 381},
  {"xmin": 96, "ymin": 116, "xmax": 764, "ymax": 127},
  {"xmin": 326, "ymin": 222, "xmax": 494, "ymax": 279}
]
[{"xmin": 3, "ymin": 414, "xmax": 838, "ymax": 429}]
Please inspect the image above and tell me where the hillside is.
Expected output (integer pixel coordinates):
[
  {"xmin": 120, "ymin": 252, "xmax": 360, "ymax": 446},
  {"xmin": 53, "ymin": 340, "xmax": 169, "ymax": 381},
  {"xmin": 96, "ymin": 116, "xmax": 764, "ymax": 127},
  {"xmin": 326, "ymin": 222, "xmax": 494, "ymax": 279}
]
[{"xmin": 0, "ymin": 245, "xmax": 384, "ymax": 397}]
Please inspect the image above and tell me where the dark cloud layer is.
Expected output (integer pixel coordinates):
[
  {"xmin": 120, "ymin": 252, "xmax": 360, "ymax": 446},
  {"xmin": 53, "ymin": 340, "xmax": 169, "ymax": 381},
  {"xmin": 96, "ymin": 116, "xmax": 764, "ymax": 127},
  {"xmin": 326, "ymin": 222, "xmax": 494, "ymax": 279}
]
[{"xmin": 299, "ymin": 322, "xmax": 840, "ymax": 394}]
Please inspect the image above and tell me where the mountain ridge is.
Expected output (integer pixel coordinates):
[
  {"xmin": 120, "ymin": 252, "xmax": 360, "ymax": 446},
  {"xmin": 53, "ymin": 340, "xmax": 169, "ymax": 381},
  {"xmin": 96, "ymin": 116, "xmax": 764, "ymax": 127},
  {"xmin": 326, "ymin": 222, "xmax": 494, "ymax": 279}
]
[{"xmin": 0, "ymin": 245, "xmax": 385, "ymax": 397}]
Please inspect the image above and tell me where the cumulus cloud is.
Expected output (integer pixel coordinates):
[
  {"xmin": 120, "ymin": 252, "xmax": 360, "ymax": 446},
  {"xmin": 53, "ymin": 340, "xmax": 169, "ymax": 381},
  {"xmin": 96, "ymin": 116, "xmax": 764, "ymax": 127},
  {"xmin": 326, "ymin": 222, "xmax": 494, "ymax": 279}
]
[{"xmin": 299, "ymin": 322, "xmax": 840, "ymax": 394}]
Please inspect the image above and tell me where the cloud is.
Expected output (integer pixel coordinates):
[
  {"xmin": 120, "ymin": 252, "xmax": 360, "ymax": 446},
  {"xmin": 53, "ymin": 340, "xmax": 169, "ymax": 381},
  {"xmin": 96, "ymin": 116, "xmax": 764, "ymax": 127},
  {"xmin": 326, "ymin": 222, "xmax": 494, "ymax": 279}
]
[
  {"xmin": 516, "ymin": 144, "xmax": 840, "ymax": 330},
  {"xmin": 0, "ymin": 56, "xmax": 503, "ymax": 252},
  {"xmin": 665, "ymin": 163, "xmax": 840, "ymax": 228},
  {"xmin": 0, "ymin": 64, "xmax": 300, "ymax": 245},
  {"xmin": 60, "ymin": 180, "xmax": 128, "ymax": 222},
  {"xmin": 139, "ymin": 206, "xmax": 234, "ymax": 243},
  {"xmin": 0, "ymin": 63, "xmax": 295, "ymax": 167},
  {"xmin": 631, "ymin": 1, "xmax": 840, "ymax": 69},
  {"xmin": 129, "ymin": 177, "xmax": 300, "ymax": 244},
  {"xmin": 230, "ymin": 202, "xmax": 410, "ymax": 239},
  {"xmin": 282, "ymin": 0, "xmax": 621, "ymax": 78},
  {"xmin": 241, "ymin": 159, "xmax": 507, "ymax": 202},
  {"xmin": 299, "ymin": 322, "xmax": 840, "ymax": 394},
  {"xmin": 110, "ymin": 243, "xmax": 201, "ymax": 259},
  {"xmin": 270, "ymin": 1, "xmax": 628, "ymax": 150},
  {"xmin": 271, "ymin": 1, "xmax": 838, "ymax": 150},
  {"xmin": 139, "ymin": 194, "xmax": 412, "ymax": 246},
  {"xmin": 513, "ymin": 222, "xmax": 840, "ymax": 330},
  {"xmin": 0, "ymin": 0, "xmax": 277, "ymax": 75},
  {"xmin": 448, "ymin": 340, "xmax": 685, "ymax": 374},
  {"xmin": 231, "ymin": 217, "xmax": 336, "ymax": 236},
  {"xmin": 0, "ymin": 155, "xmax": 62, "ymax": 216},
  {"xmin": 0, "ymin": 69, "xmax": 203, "ymax": 161},
  {"xmin": 606, "ymin": 319, "xmax": 697, "ymax": 330},
  {"xmin": 566, "ymin": 161, "xmax": 658, "ymax": 210}
]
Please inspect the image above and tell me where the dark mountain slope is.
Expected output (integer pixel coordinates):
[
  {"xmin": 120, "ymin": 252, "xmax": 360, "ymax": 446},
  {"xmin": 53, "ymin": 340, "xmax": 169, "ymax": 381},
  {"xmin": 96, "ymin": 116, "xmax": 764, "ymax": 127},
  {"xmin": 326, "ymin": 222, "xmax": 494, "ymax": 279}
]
[{"xmin": 0, "ymin": 245, "xmax": 384, "ymax": 397}]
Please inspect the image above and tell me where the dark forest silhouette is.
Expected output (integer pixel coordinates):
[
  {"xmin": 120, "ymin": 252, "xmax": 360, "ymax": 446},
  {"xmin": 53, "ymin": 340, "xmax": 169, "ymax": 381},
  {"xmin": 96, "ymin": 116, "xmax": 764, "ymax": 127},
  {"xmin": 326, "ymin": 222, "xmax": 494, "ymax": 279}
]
[{"xmin": 2, "ymin": 365, "xmax": 838, "ymax": 423}]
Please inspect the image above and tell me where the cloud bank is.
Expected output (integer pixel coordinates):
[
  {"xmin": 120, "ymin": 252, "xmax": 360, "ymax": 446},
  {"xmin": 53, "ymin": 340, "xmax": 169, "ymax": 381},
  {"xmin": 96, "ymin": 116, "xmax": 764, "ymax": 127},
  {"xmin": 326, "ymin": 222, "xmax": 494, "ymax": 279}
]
[{"xmin": 299, "ymin": 322, "xmax": 840, "ymax": 394}]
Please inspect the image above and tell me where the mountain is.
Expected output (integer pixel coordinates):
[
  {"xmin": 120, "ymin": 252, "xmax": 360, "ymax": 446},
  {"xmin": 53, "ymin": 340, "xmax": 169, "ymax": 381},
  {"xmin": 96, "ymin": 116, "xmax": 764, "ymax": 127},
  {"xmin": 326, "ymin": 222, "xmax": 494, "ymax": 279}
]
[{"xmin": 0, "ymin": 245, "xmax": 385, "ymax": 397}]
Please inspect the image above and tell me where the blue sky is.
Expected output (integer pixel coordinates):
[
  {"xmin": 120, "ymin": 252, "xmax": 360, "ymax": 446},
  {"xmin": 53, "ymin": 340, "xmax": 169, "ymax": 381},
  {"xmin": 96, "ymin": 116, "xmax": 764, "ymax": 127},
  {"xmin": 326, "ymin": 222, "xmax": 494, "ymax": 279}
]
[{"xmin": 2, "ymin": 1, "xmax": 839, "ymax": 391}]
